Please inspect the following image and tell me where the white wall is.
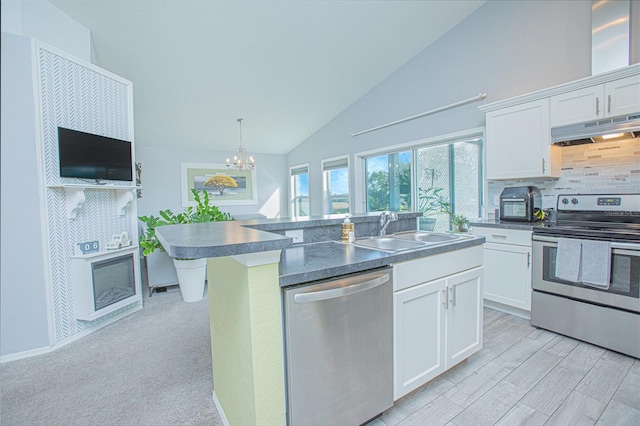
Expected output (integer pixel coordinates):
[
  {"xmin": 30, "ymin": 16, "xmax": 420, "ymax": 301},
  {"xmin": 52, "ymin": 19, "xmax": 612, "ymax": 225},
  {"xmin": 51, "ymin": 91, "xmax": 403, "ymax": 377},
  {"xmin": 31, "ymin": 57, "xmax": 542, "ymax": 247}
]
[
  {"xmin": 135, "ymin": 146, "xmax": 288, "ymax": 288},
  {"xmin": 1, "ymin": 33, "xmax": 51, "ymax": 356},
  {"xmin": 286, "ymin": 1, "xmax": 601, "ymax": 216},
  {"xmin": 1, "ymin": 0, "xmax": 92, "ymax": 62},
  {"xmin": 135, "ymin": 147, "xmax": 288, "ymax": 220},
  {"xmin": 0, "ymin": 0, "xmax": 94, "ymax": 359}
]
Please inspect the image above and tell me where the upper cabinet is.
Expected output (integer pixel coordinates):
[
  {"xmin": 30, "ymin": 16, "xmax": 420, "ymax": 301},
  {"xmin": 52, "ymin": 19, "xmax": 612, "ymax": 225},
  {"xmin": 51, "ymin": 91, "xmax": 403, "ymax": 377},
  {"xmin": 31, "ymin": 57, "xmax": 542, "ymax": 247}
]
[
  {"xmin": 485, "ymin": 98, "xmax": 561, "ymax": 180},
  {"xmin": 550, "ymin": 74, "xmax": 640, "ymax": 127},
  {"xmin": 481, "ymin": 64, "xmax": 639, "ymax": 181},
  {"xmin": 606, "ymin": 74, "xmax": 640, "ymax": 118}
]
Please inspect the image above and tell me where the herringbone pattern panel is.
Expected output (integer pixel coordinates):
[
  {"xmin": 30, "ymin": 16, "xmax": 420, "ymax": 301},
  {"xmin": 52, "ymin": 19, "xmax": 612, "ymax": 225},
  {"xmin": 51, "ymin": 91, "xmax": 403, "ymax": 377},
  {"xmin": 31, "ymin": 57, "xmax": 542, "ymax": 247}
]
[{"xmin": 38, "ymin": 47, "xmax": 137, "ymax": 342}]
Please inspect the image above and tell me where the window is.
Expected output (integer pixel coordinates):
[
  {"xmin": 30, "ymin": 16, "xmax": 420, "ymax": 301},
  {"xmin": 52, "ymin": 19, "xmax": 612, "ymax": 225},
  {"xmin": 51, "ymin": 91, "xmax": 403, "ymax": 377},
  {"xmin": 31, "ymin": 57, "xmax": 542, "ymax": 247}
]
[
  {"xmin": 365, "ymin": 151, "xmax": 411, "ymax": 212},
  {"xmin": 415, "ymin": 137, "xmax": 483, "ymax": 232},
  {"xmin": 322, "ymin": 157, "xmax": 349, "ymax": 214},
  {"xmin": 290, "ymin": 164, "xmax": 309, "ymax": 217}
]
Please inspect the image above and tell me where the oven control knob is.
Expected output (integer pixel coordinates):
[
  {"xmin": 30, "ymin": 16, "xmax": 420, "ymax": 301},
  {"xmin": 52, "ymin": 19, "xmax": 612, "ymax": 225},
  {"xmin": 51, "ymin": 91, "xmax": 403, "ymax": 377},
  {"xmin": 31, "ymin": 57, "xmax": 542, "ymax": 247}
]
[
  {"xmin": 561, "ymin": 198, "xmax": 569, "ymax": 205},
  {"xmin": 571, "ymin": 198, "xmax": 578, "ymax": 205}
]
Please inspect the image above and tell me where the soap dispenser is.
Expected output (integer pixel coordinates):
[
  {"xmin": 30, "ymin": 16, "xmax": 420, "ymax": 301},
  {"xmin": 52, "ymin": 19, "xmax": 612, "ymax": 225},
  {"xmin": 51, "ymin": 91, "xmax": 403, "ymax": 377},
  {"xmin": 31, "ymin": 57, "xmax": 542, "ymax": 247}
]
[{"xmin": 341, "ymin": 215, "xmax": 355, "ymax": 242}]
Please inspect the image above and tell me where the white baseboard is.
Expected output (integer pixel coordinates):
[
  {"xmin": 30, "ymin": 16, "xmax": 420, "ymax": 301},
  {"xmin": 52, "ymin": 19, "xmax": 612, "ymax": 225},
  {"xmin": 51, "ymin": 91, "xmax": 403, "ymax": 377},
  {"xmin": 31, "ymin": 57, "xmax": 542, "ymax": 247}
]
[
  {"xmin": 483, "ymin": 299, "xmax": 531, "ymax": 320},
  {"xmin": 212, "ymin": 391, "xmax": 230, "ymax": 426},
  {"xmin": 0, "ymin": 303, "xmax": 142, "ymax": 364}
]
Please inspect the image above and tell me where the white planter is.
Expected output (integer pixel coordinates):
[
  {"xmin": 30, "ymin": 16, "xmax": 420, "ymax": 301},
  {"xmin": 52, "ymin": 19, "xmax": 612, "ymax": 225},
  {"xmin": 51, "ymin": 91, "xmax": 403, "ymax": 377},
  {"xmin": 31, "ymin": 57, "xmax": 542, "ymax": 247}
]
[{"xmin": 173, "ymin": 258, "xmax": 206, "ymax": 302}]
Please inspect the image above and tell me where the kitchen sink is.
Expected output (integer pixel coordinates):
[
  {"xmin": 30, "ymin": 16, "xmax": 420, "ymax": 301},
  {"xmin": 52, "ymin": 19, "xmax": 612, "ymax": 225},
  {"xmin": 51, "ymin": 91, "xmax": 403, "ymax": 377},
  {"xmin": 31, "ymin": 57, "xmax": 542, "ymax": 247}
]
[
  {"xmin": 351, "ymin": 231, "xmax": 468, "ymax": 252},
  {"xmin": 395, "ymin": 231, "xmax": 466, "ymax": 244},
  {"xmin": 352, "ymin": 236, "xmax": 426, "ymax": 252}
]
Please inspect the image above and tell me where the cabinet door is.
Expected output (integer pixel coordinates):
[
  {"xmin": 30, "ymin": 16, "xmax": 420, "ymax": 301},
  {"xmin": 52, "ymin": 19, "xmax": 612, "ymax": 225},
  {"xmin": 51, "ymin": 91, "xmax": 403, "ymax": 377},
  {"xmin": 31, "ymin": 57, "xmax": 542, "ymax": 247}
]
[
  {"xmin": 605, "ymin": 74, "xmax": 640, "ymax": 118},
  {"xmin": 446, "ymin": 267, "xmax": 483, "ymax": 369},
  {"xmin": 483, "ymin": 243, "xmax": 532, "ymax": 311},
  {"xmin": 393, "ymin": 278, "xmax": 446, "ymax": 400},
  {"xmin": 486, "ymin": 98, "xmax": 560, "ymax": 179},
  {"xmin": 550, "ymin": 85, "xmax": 604, "ymax": 127}
]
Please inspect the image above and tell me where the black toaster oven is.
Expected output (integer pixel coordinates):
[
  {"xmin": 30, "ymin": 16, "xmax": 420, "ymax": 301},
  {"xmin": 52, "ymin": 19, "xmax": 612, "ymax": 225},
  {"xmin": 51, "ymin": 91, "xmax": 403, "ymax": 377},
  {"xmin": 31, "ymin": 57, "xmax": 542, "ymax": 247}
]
[{"xmin": 500, "ymin": 186, "xmax": 542, "ymax": 222}]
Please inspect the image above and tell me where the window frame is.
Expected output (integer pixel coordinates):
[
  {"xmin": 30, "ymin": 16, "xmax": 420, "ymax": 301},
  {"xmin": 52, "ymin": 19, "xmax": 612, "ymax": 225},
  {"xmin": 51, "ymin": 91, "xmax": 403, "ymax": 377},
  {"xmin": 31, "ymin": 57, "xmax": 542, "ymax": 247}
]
[
  {"xmin": 290, "ymin": 163, "xmax": 310, "ymax": 217},
  {"xmin": 354, "ymin": 127, "xmax": 486, "ymax": 216},
  {"xmin": 321, "ymin": 155, "xmax": 350, "ymax": 215},
  {"xmin": 413, "ymin": 136, "xmax": 484, "ymax": 231}
]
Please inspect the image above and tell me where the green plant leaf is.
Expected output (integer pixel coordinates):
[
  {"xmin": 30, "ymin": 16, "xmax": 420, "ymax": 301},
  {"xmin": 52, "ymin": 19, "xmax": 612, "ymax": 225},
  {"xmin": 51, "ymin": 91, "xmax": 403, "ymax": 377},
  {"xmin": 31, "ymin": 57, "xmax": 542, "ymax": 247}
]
[{"xmin": 138, "ymin": 190, "xmax": 234, "ymax": 256}]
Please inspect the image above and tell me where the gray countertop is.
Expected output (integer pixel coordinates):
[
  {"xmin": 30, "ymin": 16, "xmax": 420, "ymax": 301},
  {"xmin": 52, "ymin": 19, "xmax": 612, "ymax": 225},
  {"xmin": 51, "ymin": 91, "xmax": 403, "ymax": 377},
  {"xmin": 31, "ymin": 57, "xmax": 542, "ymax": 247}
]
[
  {"xmin": 279, "ymin": 236, "xmax": 484, "ymax": 286},
  {"xmin": 155, "ymin": 213, "xmax": 484, "ymax": 287},
  {"xmin": 155, "ymin": 221, "xmax": 293, "ymax": 259},
  {"xmin": 155, "ymin": 212, "xmax": 423, "ymax": 259},
  {"xmin": 470, "ymin": 219, "xmax": 547, "ymax": 231}
]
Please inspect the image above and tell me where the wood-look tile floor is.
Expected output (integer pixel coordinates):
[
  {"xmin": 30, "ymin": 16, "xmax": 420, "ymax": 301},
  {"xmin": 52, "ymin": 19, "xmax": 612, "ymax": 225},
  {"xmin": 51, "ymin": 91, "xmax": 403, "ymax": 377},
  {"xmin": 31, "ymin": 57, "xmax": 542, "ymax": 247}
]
[{"xmin": 368, "ymin": 307, "xmax": 640, "ymax": 426}]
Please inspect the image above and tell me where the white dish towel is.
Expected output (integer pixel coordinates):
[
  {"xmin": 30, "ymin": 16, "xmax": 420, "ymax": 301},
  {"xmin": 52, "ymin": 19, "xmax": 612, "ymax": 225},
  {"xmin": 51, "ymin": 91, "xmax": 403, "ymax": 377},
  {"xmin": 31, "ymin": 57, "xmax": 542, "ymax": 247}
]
[
  {"xmin": 555, "ymin": 238, "xmax": 582, "ymax": 282},
  {"xmin": 580, "ymin": 240, "xmax": 611, "ymax": 289}
]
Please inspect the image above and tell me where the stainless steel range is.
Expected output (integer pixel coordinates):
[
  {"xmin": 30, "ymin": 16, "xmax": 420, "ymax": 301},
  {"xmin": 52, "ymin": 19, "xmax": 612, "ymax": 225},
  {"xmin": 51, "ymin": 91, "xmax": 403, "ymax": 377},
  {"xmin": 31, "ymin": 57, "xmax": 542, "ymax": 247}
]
[{"xmin": 531, "ymin": 193, "xmax": 640, "ymax": 358}]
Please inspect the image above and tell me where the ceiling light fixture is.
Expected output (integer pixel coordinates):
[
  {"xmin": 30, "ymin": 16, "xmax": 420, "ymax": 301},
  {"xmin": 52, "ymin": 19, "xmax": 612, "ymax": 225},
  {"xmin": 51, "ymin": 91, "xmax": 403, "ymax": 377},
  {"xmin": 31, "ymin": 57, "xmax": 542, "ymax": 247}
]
[{"xmin": 226, "ymin": 118, "xmax": 255, "ymax": 170}]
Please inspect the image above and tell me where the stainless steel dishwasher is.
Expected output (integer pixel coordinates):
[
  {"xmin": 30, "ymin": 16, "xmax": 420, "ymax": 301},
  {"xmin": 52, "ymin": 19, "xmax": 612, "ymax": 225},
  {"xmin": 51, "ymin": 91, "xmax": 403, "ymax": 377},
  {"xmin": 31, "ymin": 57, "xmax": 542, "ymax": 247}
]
[{"xmin": 283, "ymin": 267, "xmax": 393, "ymax": 426}]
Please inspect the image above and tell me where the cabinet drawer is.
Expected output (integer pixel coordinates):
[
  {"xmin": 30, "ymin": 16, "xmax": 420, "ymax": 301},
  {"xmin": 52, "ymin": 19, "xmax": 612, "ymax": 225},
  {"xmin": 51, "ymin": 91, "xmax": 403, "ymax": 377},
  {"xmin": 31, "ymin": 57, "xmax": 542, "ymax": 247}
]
[
  {"xmin": 393, "ymin": 245, "xmax": 482, "ymax": 292},
  {"xmin": 472, "ymin": 227, "xmax": 532, "ymax": 246}
]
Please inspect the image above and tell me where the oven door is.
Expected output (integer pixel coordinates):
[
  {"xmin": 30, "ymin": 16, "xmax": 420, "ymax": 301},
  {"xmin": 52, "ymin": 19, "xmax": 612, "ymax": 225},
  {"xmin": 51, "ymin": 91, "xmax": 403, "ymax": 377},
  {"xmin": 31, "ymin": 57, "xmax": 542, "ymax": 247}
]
[{"xmin": 532, "ymin": 235, "xmax": 640, "ymax": 313}]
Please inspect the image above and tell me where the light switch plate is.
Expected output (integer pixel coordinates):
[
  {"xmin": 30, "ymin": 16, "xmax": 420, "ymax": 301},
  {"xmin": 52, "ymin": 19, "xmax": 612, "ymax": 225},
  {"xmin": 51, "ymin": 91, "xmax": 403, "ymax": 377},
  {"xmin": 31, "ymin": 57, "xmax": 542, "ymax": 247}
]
[{"xmin": 285, "ymin": 229, "xmax": 304, "ymax": 244}]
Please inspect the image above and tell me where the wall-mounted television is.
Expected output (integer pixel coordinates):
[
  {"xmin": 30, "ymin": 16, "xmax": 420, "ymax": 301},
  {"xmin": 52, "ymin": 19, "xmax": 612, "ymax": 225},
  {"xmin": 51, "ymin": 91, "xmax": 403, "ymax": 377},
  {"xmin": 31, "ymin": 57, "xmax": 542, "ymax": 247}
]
[{"xmin": 58, "ymin": 127, "xmax": 133, "ymax": 182}]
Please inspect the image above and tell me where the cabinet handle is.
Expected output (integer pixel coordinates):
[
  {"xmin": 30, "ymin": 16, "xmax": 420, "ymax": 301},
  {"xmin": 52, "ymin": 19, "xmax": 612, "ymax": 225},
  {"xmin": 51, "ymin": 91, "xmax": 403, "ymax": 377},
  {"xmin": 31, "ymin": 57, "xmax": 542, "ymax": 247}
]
[
  {"xmin": 442, "ymin": 289, "xmax": 448, "ymax": 309},
  {"xmin": 608, "ymin": 94, "xmax": 612, "ymax": 113},
  {"xmin": 491, "ymin": 234, "xmax": 507, "ymax": 239},
  {"xmin": 449, "ymin": 286, "xmax": 456, "ymax": 307},
  {"xmin": 527, "ymin": 252, "xmax": 531, "ymax": 268},
  {"xmin": 596, "ymin": 97, "xmax": 600, "ymax": 115},
  {"xmin": 542, "ymin": 158, "xmax": 546, "ymax": 174}
]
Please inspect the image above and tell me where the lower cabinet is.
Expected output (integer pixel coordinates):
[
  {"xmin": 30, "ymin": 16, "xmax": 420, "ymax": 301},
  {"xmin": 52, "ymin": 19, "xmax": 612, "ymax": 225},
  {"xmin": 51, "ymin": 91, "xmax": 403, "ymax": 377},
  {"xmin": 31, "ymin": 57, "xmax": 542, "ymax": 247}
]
[
  {"xmin": 393, "ymin": 247, "xmax": 483, "ymax": 400},
  {"xmin": 472, "ymin": 227, "xmax": 532, "ymax": 317},
  {"xmin": 483, "ymin": 243, "xmax": 531, "ymax": 311}
]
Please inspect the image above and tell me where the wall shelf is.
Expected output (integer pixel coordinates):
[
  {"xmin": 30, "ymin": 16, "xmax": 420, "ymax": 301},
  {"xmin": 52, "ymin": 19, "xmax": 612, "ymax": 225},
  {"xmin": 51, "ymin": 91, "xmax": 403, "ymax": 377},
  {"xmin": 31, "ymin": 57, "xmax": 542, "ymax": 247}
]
[
  {"xmin": 47, "ymin": 184, "xmax": 142, "ymax": 219},
  {"xmin": 71, "ymin": 245, "xmax": 139, "ymax": 260}
]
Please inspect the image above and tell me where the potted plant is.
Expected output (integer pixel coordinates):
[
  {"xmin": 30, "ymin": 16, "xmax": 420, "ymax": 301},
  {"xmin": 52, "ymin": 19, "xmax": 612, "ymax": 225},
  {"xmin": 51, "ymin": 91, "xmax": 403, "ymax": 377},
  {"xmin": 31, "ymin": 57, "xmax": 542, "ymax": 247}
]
[
  {"xmin": 434, "ymin": 195, "xmax": 471, "ymax": 233},
  {"xmin": 139, "ymin": 189, "xmax": 233, "ymax": 302},
  {"xmin": 451, "ymin": 214, "xmax": 471, "ymax": 233},
  {"xmin": 417, "ymin": 187, "xmax": 449, "ymax": 231},
  {"xmin": 418, "ymin": 188, "xmax": 471, "ymax": 233}
]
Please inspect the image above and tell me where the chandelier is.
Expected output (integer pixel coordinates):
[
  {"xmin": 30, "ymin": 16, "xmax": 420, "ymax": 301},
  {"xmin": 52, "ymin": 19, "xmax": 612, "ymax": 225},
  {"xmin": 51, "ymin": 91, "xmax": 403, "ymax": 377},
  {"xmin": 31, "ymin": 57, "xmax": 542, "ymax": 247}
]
[{"xmin": 226, "ymin": 118, "xmax": 255, "ymax": 170}]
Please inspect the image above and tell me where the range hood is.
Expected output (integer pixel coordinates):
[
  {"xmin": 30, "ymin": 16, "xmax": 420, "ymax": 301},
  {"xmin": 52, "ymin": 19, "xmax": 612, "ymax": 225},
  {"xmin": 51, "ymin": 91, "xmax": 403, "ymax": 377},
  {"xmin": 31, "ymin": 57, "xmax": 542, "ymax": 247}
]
[{"xmin": 551, "ymin": 113, "xmax": 640, "ymax": 146}]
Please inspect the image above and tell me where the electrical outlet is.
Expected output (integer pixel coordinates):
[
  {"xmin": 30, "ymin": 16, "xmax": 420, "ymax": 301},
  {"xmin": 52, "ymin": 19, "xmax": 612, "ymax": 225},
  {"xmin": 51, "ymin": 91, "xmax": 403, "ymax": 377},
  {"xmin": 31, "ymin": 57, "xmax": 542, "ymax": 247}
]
[{"xmin": 285, "ymin": 229, "xmax": 304, "ymax": 244}]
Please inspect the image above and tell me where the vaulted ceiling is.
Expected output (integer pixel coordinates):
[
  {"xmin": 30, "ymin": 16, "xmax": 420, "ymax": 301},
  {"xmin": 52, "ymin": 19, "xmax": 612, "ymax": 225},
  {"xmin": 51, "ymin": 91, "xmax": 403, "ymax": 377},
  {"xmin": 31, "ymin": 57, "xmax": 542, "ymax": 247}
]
[{"xmin": 49, "ymin": 0, "xmax": 485, "ymax": 155}]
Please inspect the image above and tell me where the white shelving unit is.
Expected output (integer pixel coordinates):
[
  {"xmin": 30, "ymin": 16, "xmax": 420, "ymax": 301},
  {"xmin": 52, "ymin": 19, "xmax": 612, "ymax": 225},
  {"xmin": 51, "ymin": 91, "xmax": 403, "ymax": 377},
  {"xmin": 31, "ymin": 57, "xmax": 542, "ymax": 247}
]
[{"xmin": 47, "ymin": 184, "xmax": 142, "ymax": 219}]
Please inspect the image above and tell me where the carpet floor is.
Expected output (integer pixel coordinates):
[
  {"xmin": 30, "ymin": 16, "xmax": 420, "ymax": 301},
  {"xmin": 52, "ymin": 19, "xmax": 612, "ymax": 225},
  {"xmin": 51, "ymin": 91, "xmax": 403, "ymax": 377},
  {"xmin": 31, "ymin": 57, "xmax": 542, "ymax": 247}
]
[{"xmin": 0, "ymin": 285, "xmax": 223, "ymax": 426}]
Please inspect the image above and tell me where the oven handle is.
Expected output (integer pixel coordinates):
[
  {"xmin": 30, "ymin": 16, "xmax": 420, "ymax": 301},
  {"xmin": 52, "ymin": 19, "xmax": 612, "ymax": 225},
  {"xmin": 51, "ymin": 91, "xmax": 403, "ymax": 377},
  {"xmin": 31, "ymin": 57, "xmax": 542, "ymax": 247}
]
[{"xmin": 532, "ymin": 235, "xmax": 640, "ymax": 252}]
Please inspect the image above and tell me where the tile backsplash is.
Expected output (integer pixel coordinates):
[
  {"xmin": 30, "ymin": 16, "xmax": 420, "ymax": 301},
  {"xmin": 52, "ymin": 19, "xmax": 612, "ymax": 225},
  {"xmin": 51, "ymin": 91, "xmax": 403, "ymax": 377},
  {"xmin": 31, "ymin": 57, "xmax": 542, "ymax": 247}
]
[{"xmin": 486, "ymin": 137, "xmax": 640, "ymax": 216}]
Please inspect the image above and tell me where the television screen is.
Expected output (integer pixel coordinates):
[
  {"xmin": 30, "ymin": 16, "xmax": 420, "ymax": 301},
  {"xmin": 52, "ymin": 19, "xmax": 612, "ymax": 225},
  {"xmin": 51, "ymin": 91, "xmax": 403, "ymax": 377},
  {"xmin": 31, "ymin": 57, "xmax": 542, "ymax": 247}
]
[{"xmin": 58, "ymin": 127, "xmax": 133, "ymax": 182}]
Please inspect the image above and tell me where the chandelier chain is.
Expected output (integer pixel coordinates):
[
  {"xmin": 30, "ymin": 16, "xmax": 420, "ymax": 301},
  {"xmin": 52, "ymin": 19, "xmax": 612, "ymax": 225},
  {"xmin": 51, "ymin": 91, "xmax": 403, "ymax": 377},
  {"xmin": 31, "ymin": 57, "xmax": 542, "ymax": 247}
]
[{"xmin": 226, "ymin": 118, "xmax": 255, "ymax": 170}]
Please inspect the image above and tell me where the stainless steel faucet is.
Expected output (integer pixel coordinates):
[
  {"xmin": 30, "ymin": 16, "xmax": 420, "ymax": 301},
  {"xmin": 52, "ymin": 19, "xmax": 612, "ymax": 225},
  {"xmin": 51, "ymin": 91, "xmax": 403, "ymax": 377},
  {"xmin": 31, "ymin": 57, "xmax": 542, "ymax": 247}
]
[{"xmin": 379, "ymin": 211, "xmax": 398, "ymax": 236}]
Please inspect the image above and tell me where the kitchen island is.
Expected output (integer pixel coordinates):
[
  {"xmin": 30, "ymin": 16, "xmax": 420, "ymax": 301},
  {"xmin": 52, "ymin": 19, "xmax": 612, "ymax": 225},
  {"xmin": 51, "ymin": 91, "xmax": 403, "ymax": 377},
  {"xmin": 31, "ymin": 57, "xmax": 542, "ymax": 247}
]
[{"xmin": 156, "ymin": 213, "xmax": 485, "ymax": 425}]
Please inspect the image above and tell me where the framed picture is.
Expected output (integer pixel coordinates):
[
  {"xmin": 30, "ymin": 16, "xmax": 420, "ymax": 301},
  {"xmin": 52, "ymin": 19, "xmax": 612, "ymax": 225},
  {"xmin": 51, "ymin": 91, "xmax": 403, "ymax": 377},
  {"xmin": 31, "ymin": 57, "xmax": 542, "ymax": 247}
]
[{"xmin": 180, "ymin": 162, "xmax": 257, "ymax": 207}]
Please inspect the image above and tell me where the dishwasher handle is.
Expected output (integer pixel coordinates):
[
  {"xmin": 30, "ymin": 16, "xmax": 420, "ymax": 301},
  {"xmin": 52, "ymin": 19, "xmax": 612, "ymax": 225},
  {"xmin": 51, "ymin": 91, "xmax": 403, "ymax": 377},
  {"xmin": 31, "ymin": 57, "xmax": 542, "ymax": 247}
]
[{"xmin": 294, "ymin": 273, "xmax": 390, "ymax": 304}]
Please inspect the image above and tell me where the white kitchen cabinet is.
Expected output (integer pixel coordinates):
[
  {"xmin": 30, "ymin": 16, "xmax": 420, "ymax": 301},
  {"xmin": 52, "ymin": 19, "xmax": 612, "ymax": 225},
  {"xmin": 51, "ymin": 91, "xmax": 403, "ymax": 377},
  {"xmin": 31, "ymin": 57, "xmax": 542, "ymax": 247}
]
[
  {"xmin": 606, "ymin": 74, "xmax": 640, "ymax": 118},
  {"xmin": 485, "ymin": 98, "xmax": 561, "ymax": 180},
  {"xmin": 550, "ymin": 74, "xmax": 640, "ymax": 127},
  {"xmin": 393, "ymin": 278, "xmax": 446, "ymax": 398},
  {"xmin": 393, "ymin": 246, "xmax": 483, "ymax": 400},
  {"xmin": 446, "ymin": 268, "xmax": 484, "ymax": 367},
  {"xmin": 473, "ymin": 227, "xmax": 532, "ymax": 318}
]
